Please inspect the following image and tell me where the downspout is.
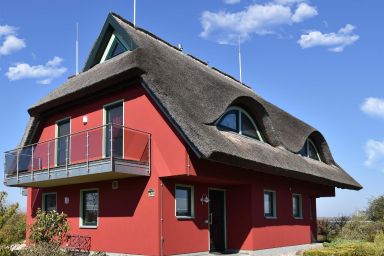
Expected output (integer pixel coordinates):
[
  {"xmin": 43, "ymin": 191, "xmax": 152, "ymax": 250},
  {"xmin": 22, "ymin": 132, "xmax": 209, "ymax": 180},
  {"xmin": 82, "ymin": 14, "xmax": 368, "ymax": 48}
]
[
  {"xmin": 160, "ymin": 181, "xmax": 164, "ymax": 256},
  {"xmin": 186, "ymin": 146, "xmax": 191, "ymax": 176}
]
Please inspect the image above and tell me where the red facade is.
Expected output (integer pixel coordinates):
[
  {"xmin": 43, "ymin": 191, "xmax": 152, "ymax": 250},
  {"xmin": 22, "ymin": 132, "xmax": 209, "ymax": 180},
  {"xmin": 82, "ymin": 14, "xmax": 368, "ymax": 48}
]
[{"xmin": 24, "ymin": 83, "xmax": 335, "ymax": 255}]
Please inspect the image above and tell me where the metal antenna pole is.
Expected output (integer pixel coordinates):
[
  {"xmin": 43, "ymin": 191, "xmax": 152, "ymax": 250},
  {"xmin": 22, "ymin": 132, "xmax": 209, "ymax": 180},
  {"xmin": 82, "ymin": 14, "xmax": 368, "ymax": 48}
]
[
  {"xmin": 133, "ymin": 0, "xmax": 136, "ymax": 27},
  {"xmin": 238, "ymin": 36, "xmax": 243, "ymax": 84},
  {"xmin": 76, "ymin": 23, "xmax": 79, "ymax": 75}
]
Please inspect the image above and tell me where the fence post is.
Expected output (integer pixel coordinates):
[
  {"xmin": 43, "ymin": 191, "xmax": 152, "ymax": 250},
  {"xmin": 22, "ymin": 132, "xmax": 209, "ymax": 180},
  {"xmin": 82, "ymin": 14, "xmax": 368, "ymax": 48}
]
[
  {"xmin": 66, "ymin": 135, "xmax": 69, "ymax": 176},
  {"xmin": 110, "ymin": 124, "xmax": 113, "ymax": 170},
  {"xmin": 31, "ymin": 145, "xmax": 34, "ymax": 180},
  {"xmin": 86, "ymin": 131, "xmax": 89, "ymax": 173}
]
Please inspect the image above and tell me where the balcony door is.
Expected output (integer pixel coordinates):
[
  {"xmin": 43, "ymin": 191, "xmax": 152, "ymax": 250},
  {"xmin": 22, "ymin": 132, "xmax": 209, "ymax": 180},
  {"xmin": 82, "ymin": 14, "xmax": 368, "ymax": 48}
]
[
  {"xmin": 56, "ymin": 118, "xmax": 70, "ymax": 166},
  {"xmin": 105, "ymin": 102, "xmax": 123, "ymax": 158}
]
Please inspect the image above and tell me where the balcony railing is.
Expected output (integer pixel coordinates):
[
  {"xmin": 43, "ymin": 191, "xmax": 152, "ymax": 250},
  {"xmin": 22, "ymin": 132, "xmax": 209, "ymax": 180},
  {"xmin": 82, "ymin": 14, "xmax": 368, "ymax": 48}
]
[{"xmin": 3, "ymin": 124, "xmax": 151, "ymax": 187}]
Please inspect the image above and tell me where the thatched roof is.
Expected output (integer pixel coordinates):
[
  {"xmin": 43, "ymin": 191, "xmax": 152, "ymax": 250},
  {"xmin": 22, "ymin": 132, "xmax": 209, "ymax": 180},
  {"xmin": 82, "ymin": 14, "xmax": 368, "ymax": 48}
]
[{"xmin": 22, "ymin": 13, "xmax": 361, "ymax": 190}]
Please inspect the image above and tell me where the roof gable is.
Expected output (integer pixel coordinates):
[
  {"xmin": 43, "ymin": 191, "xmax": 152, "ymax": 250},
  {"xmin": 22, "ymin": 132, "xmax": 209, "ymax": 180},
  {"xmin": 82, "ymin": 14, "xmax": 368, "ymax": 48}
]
[{"xmin": 83, "ymin": 13, "xmax": 137, "ymax": 71}]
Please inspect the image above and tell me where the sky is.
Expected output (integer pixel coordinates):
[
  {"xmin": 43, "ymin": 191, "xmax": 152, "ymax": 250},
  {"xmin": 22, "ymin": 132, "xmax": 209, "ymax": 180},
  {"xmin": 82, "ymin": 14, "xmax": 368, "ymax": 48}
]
[{"xmin": 0, "ymin": 0, "xmax": 383, "ymax": 217}]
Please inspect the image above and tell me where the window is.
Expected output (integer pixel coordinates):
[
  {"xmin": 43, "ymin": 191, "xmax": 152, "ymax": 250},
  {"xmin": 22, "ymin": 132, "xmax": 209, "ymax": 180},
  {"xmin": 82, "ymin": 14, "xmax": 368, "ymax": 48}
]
[
  {"xmin": 100, "ymin": 33, "xmax": 128, "ymax": 63},
  {"xmin": 104, "ymin": 101, "xmax": 123, "ymax": 158},
  {"xmin": 80, "ymin": 189, "xmax": 99, "ymax": 227},
  {"xmin": 264, "ymin": 190, "xmax": 276, "ymax": 218},
  {"xmin": 175, "ymin": 185, "xmax": 194, "ymax": 218},
  {"xmin": 42, "ymin": 193, "xmax": 57, "ymax": 212},
  {"xmin": 56, "ymin": 118, "xmax": 70, "ymax": 166},
  {"xmin": 292, "ymin": 194, "xmax": 303, "ymax": 219},
  {"xmin": 299, "ymin": 139, "xmax": 321, "ymax": 161},
  {"xmin": 217, "ymin": 107, "xmax": 263, "ymax": 141}
]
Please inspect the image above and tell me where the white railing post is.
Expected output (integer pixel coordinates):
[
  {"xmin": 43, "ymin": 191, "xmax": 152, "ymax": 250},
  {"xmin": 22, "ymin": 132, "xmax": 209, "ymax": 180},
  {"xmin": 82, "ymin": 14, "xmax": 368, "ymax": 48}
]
[
  {"xmin": 66, "ymin": 135, "xmax": 69, "ymax": 176},
  {"xmin": 16, "ymin": 150, "xmax": 19, "ymax": 183},
  {"xmin": 86, "ymin": 131, "xmax": 89, "ymax": 172},
  {"xmin": 110, "ymin": 124, "xmax": 113, "ymax": 169},
  {"xmin": 31, "ymin": 145, "xmax": 34, "ymax": 180},
  {"xmin": 47, "ymin": 142, "xmax": 50, "ymax": 178}
]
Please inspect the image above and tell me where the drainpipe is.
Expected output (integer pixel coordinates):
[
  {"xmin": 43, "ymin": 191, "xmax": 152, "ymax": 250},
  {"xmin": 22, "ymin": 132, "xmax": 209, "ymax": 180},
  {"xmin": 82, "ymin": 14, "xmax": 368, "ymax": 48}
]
[
  {"xmin": 160, "ymin": 181, "xmax": 164, "ymax": 256},
  {"xmin": 186, "ymin": 146, "xmax": 191, "ymax": 176}
]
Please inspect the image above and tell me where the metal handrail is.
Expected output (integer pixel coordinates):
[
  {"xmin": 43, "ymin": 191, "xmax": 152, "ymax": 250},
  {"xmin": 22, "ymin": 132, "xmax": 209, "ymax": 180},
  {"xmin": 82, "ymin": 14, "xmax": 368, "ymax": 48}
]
[{"xmin": 4, "ymin": 123, "xmax": 151, "ymax": 154}]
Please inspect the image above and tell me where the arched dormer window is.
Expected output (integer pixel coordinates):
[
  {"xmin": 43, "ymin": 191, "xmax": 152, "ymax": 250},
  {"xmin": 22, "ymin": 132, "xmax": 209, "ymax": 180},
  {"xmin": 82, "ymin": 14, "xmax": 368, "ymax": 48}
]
[
  {"xmin": 299, "ymin": 139, "xmax": 321, "ymax": 161},
  {"xmin": 217, "ymin": 107, "xmax": 263, "ymax": 141}
]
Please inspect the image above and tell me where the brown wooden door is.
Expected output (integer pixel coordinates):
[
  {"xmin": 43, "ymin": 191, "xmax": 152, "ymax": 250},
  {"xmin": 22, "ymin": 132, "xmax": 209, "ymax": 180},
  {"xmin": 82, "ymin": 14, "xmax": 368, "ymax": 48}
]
[{"xmin": 209, "ymin": 189, "xmax": 226, "ymax": 252}]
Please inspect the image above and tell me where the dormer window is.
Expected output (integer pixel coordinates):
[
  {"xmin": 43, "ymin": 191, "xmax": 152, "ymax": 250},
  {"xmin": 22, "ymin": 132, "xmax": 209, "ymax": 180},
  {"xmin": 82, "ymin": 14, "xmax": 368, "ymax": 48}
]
[
  {"xmin": 217, "ymin": 107, "xmax": 263, "ymax": 141},
  {"xmin": 299, "ymin": 139, "xmax": 321, "ymax": 161},
  {"xmin": 100, "ymin": 33, "xmax": 128, "ymax": 63}
]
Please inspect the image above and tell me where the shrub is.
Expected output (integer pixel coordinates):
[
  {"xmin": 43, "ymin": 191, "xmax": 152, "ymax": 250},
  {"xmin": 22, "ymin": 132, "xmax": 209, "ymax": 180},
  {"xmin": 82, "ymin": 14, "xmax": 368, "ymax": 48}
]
[
  {"xmin": 366, "ymin": 195, "xmax": 384, "ymax": 222},
  {"xmin": 29, "ymin": 209, "xmax": 69, "ymax": 246},
  {"xmin": 0, "ymin": 192, "xmax": 26, "ymax": 245},
  {"xmin": 338, "ymin": 214, "xmax": 384, "ymax": 242},
  {"xmin": 317, "ymin": 216, "xmax": 350, "ymax": 242},
  {"xmin": 20, "ymin": 242, "xmax": 68, "ymax": 256}
]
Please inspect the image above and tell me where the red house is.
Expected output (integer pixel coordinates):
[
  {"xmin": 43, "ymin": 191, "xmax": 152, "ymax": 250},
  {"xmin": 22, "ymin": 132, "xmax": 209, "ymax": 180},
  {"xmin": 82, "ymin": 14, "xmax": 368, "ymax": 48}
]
[{"xmin": 4, "ymin": 13, "xmax": 361, "ymax": 255}]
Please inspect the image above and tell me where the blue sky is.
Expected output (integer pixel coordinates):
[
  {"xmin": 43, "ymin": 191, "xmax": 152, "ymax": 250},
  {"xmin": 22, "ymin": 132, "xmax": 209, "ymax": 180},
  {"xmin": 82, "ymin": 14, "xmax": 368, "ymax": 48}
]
[{"xmin": 0, "ymin": 0, "xmax": 383, "ymax": 217}]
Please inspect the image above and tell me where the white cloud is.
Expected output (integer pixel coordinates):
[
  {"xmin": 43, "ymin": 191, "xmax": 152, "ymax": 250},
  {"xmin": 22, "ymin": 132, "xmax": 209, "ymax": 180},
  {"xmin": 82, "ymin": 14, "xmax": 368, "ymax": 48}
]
[
  {"xmin": 200, "ymin": 1, "xmax": 317, "ymax": 44},
  {"xmin": 298, "ymin": 24, "xmax": 359, "ymax": 52},
  {"xmin": 365, "ymin": 139, "xmax": 384, "ymax": 171},
  {"xmin": 0, "ymin": 35, "xmax": 26, "ymax": 56},
  {"xmin": 5, "ymin": 56, "xmax": 67, "ymax": 84},
  {"xmin": 291, "ymin": 3, "xmax": 318, "ymax": 23},
  {"xmin": 224, "ymin": 0, "xmax": 241, "ymax": 4},
  {"xmin": 361, "ymin": 97, "xmax": 384, "ymax": 119},
  {"xmin": 0, "ymin": 25, "xmax": 26, "ymax": 56}
]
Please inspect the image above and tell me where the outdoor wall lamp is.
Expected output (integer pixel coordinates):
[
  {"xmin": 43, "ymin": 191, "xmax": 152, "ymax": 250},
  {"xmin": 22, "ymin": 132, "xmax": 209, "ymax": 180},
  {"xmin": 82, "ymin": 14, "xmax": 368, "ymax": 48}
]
[
  {"xmin": 200, "ymin": 194, "xmax": 210, "ymax": 205},
  {"xmin": 64, "ymin": 196, "xmax": 69, "ymax": 205},
  {"xmin": 82, "ymin": 115, "xmax": 88, "ymax": 125}
]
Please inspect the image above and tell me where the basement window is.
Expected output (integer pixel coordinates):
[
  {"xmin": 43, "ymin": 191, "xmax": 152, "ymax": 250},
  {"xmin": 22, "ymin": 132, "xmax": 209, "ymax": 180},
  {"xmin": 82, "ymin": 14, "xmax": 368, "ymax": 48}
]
[
  {"xmin": 264, "ymin": 190, "xmax": 276, "ymax": 218},
  {"xmin": 175, "ymin": 185, "xmax": 194, "ymax": 218},
  {"xmin": 80, "ymin": 189, "xmax": 99, "ymax": 228},
  {"xmin": 217, "ymin": 107, "xmax": 263, "ymax": 141},
  {"xmin": 293, "ymin": 194, "xmax": 303, "ymax": 219},
  {"xmin": 299, "ymin": 139, "xmax": 321, "ymax": 161},
  {"xmin": 42, "ymin": 193, "xmax": 57, "ymax": 212}
]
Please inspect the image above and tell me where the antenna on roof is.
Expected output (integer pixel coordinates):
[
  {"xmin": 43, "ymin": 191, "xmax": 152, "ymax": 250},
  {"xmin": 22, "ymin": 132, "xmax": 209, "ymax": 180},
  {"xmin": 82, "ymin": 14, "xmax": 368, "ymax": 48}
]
[
  {"xmin": 133, "ymin": 0, "xmax": 136, "ymax": 27},
  {"xmin": 238, "ymin": 36, "xmax": 243, "ymax": 84},
  {"xmin": 76, "ymin": 23, "xmax": 79, "ymax": 75}
]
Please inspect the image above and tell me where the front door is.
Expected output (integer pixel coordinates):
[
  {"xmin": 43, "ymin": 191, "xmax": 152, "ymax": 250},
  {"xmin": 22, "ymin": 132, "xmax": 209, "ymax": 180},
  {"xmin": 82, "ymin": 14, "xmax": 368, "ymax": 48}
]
[
  {"xmin": 209, "ymin": 189, "xmax": 226, "ymax": 253},
  {"xmin": 105, "ymin": 102, "xmax": 123, "ymax": 158}
]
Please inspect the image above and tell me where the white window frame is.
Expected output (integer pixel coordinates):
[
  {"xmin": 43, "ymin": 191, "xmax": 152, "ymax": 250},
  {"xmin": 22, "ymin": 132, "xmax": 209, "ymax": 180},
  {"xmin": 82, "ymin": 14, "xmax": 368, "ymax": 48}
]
[
  {"xmin": 175, "ymin": 184, "xmax": 195, "ymax": 219},
  {"xmin": 217, "ymin": 106, "xmax": 264, "ymax": 141},
  {"xmin": 102, "ymin": 100, "xmax": 125, "ymax": 158},
  {"xmin": 42, "ymin": 192, "xmax": 57, "ymax": 212},
  {"xmin": 54, "ymin": 117, "xmax": 71, "ymax": 167},
  {"xmin": 100, "ymin": 33, "xmax": 128, "ymax": 63},
  {"xmin": 307, "ymin": 139, "xmax": 321, "ymax": 161},
  {"xmin": 79, "ymin": 188, "xmax": 99, "ymax": 229},
  {"xmin": 264, "ymin": 190, "xmax": 277, "ymax": 219},
  {"xmin": 292, "ymin": 193, "xmax": 303, "ymax": 219}
]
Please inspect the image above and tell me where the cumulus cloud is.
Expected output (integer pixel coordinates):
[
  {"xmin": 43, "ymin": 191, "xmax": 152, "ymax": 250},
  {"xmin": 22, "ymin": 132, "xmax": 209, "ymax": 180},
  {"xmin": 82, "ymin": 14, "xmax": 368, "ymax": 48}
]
[
  {"xmin": 224, "ymin": 0, "xmax": 241, "ymax": 4},
  {"xmin": 361, "ymin": 97, "xmax": 384, "ymax": 119},
  {"xmin": 298, "ymin": 24, "xmax": 359, "ymax": 52},
  {"xmin": 365, "ymin": 139, "xmax": 384, "ymax": 171},
  {"xmin": 200, "ymin": 0, "xmax": 318, "ymax": 44},
  {"xmin": 0, "ymin": 25, "xmax": 26, "ymax": 56},
  {"xmin": 5, "ymin": 56, "xmax": 67, "ymax": 84},
  {"xmin": 291, "ymin": 3, "xmax": 318, "ymax": 23}
]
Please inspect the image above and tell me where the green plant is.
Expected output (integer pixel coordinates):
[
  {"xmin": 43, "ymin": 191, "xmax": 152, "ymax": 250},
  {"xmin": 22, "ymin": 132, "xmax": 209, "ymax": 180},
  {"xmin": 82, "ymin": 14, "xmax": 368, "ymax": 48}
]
[
  {"xmin": 366, "ymin": 195, "xmax": 384, "ymax": 222},
  {"xmin": 20, "ymin": 242, "xmax": 68, "ymax": 256},
  {"xmin": 0, "ymin": 192, "xmax": 26, "ymax": 245},
  {"xmin": 29, "ymin": 209, "xmax": 69, "ymax": 246},
  {"xmin": 339, "ymin": 214, "xmax": 384, "ymax": 242}
]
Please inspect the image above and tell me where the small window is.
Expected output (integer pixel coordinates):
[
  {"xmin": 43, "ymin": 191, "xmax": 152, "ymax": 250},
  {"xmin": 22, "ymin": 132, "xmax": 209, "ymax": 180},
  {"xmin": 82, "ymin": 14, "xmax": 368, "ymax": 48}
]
[
  {"xmin": 264, "ymin": 190, "xmax": 276, "ymax": 218},
  {"xmin": 217, "ymin": 107, "xmax": 263, "ymax": 141},
  {"xmin": 80, "ymin": 189, "xmax": 99, "ymax": 227},
  {"xmin": 100, "ymin": 34, "xmax": 128, "ymax": 63},
  {"xmin": 299, "ymin": 139, "xmax": 321, "ymax": 161},
  {"xmin": 175, "ymin": 185, "xmax": 194, "ymax": 218},
  {"xmin": 42, "ymin": 193, "xmax": 57, "ymax": 212},
  {"xmin": 293, "ymin": 194, "xmax": 303, "ymax": 219}
]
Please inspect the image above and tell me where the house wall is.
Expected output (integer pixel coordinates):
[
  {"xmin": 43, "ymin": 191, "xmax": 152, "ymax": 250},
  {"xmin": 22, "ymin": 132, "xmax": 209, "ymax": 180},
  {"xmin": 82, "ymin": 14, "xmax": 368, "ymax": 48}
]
[
  {"xmin": 26, "ymin": 82, "xmax": 333, "ymax": 255},
  {"xmin": 28, "ymin": 83, "xmax": 188, "ymax": 255}
]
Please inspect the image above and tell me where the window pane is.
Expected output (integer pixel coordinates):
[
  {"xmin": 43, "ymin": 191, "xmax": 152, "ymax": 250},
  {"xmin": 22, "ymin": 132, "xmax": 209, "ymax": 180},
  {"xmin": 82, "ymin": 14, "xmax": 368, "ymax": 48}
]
[
  {"xmin": 57, "ymin": 119, "xmax": 70, "ymax": 166},
  {"xmin": 241, "ymin": 112, "xmax": 259, "ymax": 139},
  {"xmin": 82, "ymin": 190, "xmax": 98, "ymax": 226},
  {"xmin": 264, "ymin": 192, "xmax": 274, "ymax": 217},
  {"xmin": 308, "ymin": 141, "xmax": 320, "ymax": 160},
  {"xmin": 293, "ymin": 195, "xmax": 301, "ymax": 218},
  {"xmin": 218, "ymin": 110, "xmax": 238, "ymax": 132},
  {"xmin": 176, "ymin": 186, "xmax": 192, "ymax": 217},
  {"xmin": 44, "ymin": 194, "xmax": 56, "ymax": 212}
]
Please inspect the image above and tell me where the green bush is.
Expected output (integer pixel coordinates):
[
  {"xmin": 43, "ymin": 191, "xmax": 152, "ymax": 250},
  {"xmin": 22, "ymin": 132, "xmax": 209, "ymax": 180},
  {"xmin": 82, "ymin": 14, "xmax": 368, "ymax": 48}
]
[
  {"xmin": 366, "ymin": 195, "xmax": 384, "ymax": 222},
  {"xmin": 29, "ymin": 209, "xmax": 69, "ymax": 246},
  {"xmin": 338, "ymin": 214, "xmax": 384, "ymax": 242},
  {"xmin": 317, "ymin": 216, "xmax": 350, "ymax": 242},
  {"xmin": 20, "ymin": 242, "xmax": 68, "ymax": 256},
  {"xmin": 0, "ymin": 192, "xmax": 26, "ymax": 245}
]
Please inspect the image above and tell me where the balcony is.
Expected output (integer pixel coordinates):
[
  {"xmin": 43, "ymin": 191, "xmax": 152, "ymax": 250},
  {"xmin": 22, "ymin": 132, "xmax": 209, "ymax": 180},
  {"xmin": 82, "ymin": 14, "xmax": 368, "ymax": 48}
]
[{"xmin": 3, "ymin": 124, "xmax": 151, "ymax": 187}]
